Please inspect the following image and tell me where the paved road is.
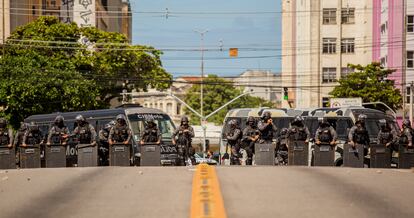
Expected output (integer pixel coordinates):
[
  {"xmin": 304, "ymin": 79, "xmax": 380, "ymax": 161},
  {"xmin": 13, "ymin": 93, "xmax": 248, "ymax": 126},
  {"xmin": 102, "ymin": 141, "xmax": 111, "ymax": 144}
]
[{"xmin": 1, "ymin": 167, "xmax": 413, "ymax": 218}]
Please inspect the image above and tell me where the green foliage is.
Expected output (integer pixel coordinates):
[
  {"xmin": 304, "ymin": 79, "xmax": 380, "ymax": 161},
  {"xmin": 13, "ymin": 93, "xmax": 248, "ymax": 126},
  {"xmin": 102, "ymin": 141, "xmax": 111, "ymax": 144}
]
[
  {"xmin": 0, "ymin": 16, "xmax": 171, "ymax": 128},
  {"xmin": 329, "ymin": 62, "xmax": 402, "ymax": 110},
  {"xmin": 184, "ymin": 75, "xmax": 274, "ymax": 125}
]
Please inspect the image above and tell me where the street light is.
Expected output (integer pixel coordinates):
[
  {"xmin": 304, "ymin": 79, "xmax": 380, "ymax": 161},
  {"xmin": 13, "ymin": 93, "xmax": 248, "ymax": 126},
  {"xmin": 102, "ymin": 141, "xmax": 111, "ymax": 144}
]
[{"xmin": 194, "ymin": 29, "xmax": 208, "ymax": 157}]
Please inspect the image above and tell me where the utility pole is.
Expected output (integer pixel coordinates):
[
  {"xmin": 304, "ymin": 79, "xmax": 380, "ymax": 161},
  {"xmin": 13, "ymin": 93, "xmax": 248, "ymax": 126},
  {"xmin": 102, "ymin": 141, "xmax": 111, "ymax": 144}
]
[
  {"xmin": 194, "ymin": 29, "xmax": 208, "ymax": 155},
  {"xmin": 410, "ymin": 82, "xmax": 413, "ymax": 124}
]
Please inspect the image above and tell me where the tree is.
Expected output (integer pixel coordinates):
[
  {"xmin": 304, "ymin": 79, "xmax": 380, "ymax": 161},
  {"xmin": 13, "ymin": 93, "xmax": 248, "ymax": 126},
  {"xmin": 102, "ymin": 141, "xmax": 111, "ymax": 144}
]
[
  {"xmin": 0, "ymin": 16, "xmax": 171, "ymax": 128},
  {"xmin": 329, "ymin": 62, "xmax": 402, "ymax": 111},
  {"xmin": 184, "ymin": 75, "xmax": 274, "ymax": 125}
]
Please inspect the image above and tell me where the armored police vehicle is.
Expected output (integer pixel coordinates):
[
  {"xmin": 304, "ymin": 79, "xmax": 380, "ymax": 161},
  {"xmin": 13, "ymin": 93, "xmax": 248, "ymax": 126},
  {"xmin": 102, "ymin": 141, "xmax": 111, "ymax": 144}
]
[{"xmin": 24, "ymin": 107, "xmax": 178, "ymax": 166}]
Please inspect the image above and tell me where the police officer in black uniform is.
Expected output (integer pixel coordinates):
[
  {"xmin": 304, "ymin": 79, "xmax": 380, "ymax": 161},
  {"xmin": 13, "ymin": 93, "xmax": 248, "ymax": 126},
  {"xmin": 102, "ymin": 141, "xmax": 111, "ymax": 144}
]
[
  {"xmin": 139, "ymin": 117, "xmax": 160, "ymax": 144},
  {"xmin": 258, "ymin": 111, "xmax": 277, "ymax": 144},
  {"xmin": 348, "ymin": 114, "xmax": 370, "ymax": 153},
  {"xmin": 0, "ymin": 118, "xmax": 14, "ymax": 148},
  {"xmin": 315, "ymin": 118, "xmax": 337, "ymax": 146},
  {"xmin": 13, "ymin": 122, "xmax": 28, "ymax": 166},
  {"xmin": 109, "ymin": 114, "xmax": 132, "ymax": 145},
  {"xmin": 226, "ymin": 119, "xmax": 242, "ymax": 165},
  {"xmin": 73, "ymin": 115, "xmax": 97, "ymax": 146},
  {"xmin": 98, "ymin": 121, "xmax": 115, "ymax": 166},
  {"xmin": 22, "ymin": 122, "xmax": 43, "ymax": 147},
  {"xmin": 47, "ymin": 115, "xmax": 69, "ymax": 146},
  {"xmin": 377, "ymin": 119, "xmax": 398, "ymax": 150},
  {"xmin": 172, "ymin": 116, "xmax": 195, "ymax": 166},
  {"xmin": 399, "ymin": 119, "xmax": 413, "ymax": 147},
  {"xmin": 275, "ymin": 128, "xmax": 289, "ymax": 165},
  {"xmin": 288, "ymin": 115, "xmax": 311, "ymax": 144},
  {"xmin": 242, "ymin": 116, "xmax": 260, "ymax": 165}
]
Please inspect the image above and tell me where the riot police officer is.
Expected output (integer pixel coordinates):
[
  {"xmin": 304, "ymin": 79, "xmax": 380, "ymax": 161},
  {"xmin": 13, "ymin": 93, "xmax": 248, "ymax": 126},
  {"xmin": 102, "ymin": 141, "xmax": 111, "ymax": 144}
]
[
  {"xmin": 226, "ymin": 119, "xmax": 242, "ymax": 165},
  {"xmin": 0, "ymin": 118, "xmax": 14, "ymax": 148},
  {"xmin": 288, "ymin": 115, "xmax": 310, "ymax": 143},
  {"xmin": 22, "ymin": 122, "xmax": 43, "ymax": 147},
  {"xmin": 377, "ymin": 119, "xmax": 398, "ymax": 149},
  {"xmin": 98, "ymin": 121, "xmax": 115, "ymax": 166},
  {"xmin": 275, "ymin": 128, "xmax": 289, "ymax": 165},
  {"xmin": 139, "ymin": 117, "xmax": 160, "ymax": 144},
  {"xmin": 109, "ymin": 114, "xmax": 132, "ymax": 145},
  {"xmin": 315, "ymin": 118, "xmax": 337, "ymax": 146},
  {"xmin": 399, "ymin": 119, "xmax": 413, "ymax": 148},
  {"xmin": 14, "ymin": 122, "xmax": 28, "ymax": 149},
  {"xmin": 242, "ymin": 116, "xmax": 260, "ymax": 165},
  {"xmin": 47, "ymin": 115, "xmax": 69, "ymax": 146},
  {"xmin": 73, "ymin": 115, "xmax": 97, "ymax": 146},
  {"xmin": 172, "ymin": 116, "xmax": 195, "ymax": 166},
  {"xmin": 348, "ymin": 114, "xmax": 370, "ymax": 151},
  {"xmin": 258, "ymin": 111, "xmax": 277, "ymax": 144}
]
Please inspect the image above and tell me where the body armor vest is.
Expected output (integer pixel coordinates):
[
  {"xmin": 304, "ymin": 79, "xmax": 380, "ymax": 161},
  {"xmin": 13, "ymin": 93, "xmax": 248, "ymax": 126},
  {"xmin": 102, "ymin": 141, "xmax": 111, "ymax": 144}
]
[
  {"xmin": 399, "ymin": 128, "xmax": 413, "ymax": 145},
  {"xmin": 290, "ymin": 126, "xmax": 307, "ymax": 141},
  {"xmin": 176, "ymin": 126, "xmax": 192, "ymax": 146},
  {"xmin": 51, "ymin": 126, "xmax": 66, "ymax": 144},
  {"xmin": 26, "ymin": 131, "xmax": 42, "ymax": 145},
  {"xmin": 114, "ymin": 125, "xmax": 129, "ymax": 143},
  {"xmin": 353, "ymin": 126, "xmax": 369, "ymax": 144},
  {"xmin": 0, "ymin": 130, "xmax": 10, "ymax": 146},
  {"xmin": 379, "ymin": 131, "xmax": 393, "ymax": 145},
  {"xmin": 78, "ymin": 125, "xmax": 92, "ymax": 144}
]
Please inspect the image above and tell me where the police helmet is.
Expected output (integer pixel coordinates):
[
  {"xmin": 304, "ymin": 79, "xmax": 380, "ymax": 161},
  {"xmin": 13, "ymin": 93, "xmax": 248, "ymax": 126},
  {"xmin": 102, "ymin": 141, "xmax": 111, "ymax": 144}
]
[
  {"xmin": 261, "ymin": 111, "xmax": 271, "ymax": 120},
  {"xmin": 0, "ymin": 118, "xmax": 7, "ymax": 128},
  {"xmin": 54, "ymin": 115, "xmax": 64, "ymax": 125},
  {"xmin": 76, "ymin": 115, "xmax": 86, "ymax": 123},
  {"xmin": 246, "ymin": 116, "xmax": 256, "ymax": 125},
  {"xmin": 29, "ymin": 121, "xmax": 39, "ymax": 132},
  {"xmin": 357, "ymin": 114, "xmax": 367, "ymax": 123},
  {"xmin": 403, "ymin": 119, "xmax": 411, "ymax": 128},
  {"xmin": 293, "ymin": 115, "xmax": 304, "ymax": 124},
  {"xmin": 280, "ymin": 128, "xmax": 289, "ymax": 135},
  {"xmin": 181, "ymin": 116, "xmax": 189, "ymax": 124},
  {"xmin": 116, "ymin": 114, "xmax": 127, "ymax": 124},
  {"xmin": 229, "ymin": 119, "xmax": 238, "ymax": 128},
  {"xmin": 104, "ymin": 120, "xmax": 115, "ymax": 130}
]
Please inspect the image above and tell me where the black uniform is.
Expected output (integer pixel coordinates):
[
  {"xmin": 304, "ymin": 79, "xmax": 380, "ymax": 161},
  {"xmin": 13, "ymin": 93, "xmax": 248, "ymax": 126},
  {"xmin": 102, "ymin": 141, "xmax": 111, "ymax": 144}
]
[
  {"xmin": 315, "ymin": 123, "xmax": 337, "ymax": 145},
  {"xmin": 22, "ymin": 124, "xmax": 43, "ymax": 146},
  {"xmin": 0, "ymin": 119, "xmax": 13, "ymax": 147},
  {"xmin": 348, "ymin": 121, "xmax": 370, "ymax": 147},
  {"xmin": 257, "ymin": 112, "xmax": 277, "ymax": 144},
  {"xmin": 275, "ymin": 128, "xmax": 289, "ymax": 165},
  {"xmin": 73, "ymin": 123, "xmax": 97, "ymax": 145},
  {"xmin": 47, "ymin": 116, "xmax": 69, "ymax": 145},
  {"xmin": 399, "ymin": 126, "xmax": 413, "ymax": 147},
  {"xmin": 140, "ymin": 121, "xmax": 160, "ymax": 144},
  {"xmin": 14, "ymin": 122, "xmax": 28, "ymax": 149},
  {"xmin": 109, "ymin": 123, "xmax": 132, "ymax": 144},
  {"xmin": 226, "ymin": 120, "xmax": 242, "ymax": 165},
  {"xmin": 98, "ymin": 122, "xmax": 114, "ymax": 166},
  {"xmin": 288, "ymin": 122, "xmax": 310, "ymax": 142},
  {"xmin": 242, "ymin": 116, "xmax": 260, "ymax": 165},
  {"xmin": 172, "ymin": 117, "xmax": 195, "ymax": 165}
]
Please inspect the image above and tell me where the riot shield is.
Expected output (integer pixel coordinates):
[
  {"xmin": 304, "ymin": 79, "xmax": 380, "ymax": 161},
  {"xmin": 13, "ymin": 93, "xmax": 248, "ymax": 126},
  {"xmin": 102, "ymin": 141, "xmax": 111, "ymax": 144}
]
[
  {"xmin": 313, "ymin": 143, "xmax": 334, "ymax": 167},
  {"xmin": 140, "ymin": 143, "xmax": 161, "ymax": 166},
  {"xmin": 0, "ymin": 146, "xmax": 16, "ymax": 169},
  {"xmin": 77, "ymin": 144, "xmax": 98, "ymax": 167},
  {"xmin": 109, "ymin": 143, "xmax": 131, "ymax": 166},
  {"xmin": 45, "ymin": 144, "xmax": 66, "ymax": 168},
  {"xmin": 19, "ymin": 145, "xmax": 41, "ymax": 168},
  {"xmin": 370, "ymin": 144, "xmax": 391, "ymax": 168},
  {"xmin": 254, "ymin": 143, "xmax": 275, "ymax": 165},
  {"xmin": 343, "ymin": 143, "xmax": 364, "ymax": 168},
  {"xmin": 288, "ymin": 140, "xmax": 308, "ymax": 166},
  {"xmin": 398, "ymin": 145, "xmax": 414, "ymax": 169},
  {"xmin": 66, "ymin": 137, "xmax": 78, "ymax": 167}
]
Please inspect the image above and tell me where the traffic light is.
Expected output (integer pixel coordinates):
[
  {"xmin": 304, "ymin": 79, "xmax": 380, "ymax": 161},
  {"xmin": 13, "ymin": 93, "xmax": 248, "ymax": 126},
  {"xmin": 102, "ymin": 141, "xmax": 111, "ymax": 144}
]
[{"xmin": 283, "ymin": 87, "xmax": 288, "ymax": 100}]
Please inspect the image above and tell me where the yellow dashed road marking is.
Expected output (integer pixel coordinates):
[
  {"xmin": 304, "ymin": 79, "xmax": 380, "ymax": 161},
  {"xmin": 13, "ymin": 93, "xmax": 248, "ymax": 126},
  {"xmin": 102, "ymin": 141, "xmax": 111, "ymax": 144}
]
[{"xmin": 190, "ymin": 164, "xmax": 227, "ymax": 218}]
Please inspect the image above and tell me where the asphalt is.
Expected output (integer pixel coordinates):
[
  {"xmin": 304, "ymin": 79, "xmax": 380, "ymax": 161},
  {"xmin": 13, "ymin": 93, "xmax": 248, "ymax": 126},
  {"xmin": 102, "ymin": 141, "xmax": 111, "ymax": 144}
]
[{"xmin": 1, "ymin": 166, "xmax": 414, "ymax": 218}]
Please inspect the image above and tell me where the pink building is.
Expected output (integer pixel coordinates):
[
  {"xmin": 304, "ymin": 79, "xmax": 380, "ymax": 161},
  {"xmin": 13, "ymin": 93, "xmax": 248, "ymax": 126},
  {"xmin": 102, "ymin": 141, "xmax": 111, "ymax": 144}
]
[{"xmin": 372, "ymin": 0, "xmax": 405, "ymax": 88}]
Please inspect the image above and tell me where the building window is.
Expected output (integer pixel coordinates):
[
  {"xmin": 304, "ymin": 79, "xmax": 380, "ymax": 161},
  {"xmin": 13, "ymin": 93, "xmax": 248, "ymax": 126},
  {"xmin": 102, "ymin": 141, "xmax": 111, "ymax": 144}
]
[
  {"xmin": 322, "ymin": 97, "xmax": 330, "ymax": 107},
  {"xmin": 177, "ymin": 103, "xmax": 181, "ymax": 115},
  {"xmin": 322, "ymin": 68, "xmax": 337, "ymax": 83},
  {"xmin": 341, "ymin": 8, "xmax": 355, "ymax": 24},
  {"xmin": 323, "ymin": 9, "xmax": 337, "ymax": 24},
  {"xmin": 322, "ymin": 38, "xmax": 336, "ymax": 54},
  {"xmin": 408, "ymin": 51, "xmax": 414, "ymax": 68},
  {"xmin": 166, "ymin": 103, "xmax": 173, "ymax": 115},
  {"xmin": 32, "ymin": 6, "xmax": 36, "ymax": 15},
  {"xmin": 341, "ymin": 38, "xmax": 355, "ymax": 53},
  {"xmin": 380, "ymin": 56, "xmax": 387, "ymax": 66},
  {"xmin": 408, "ymin": 15, "xmax": 414, "ymax": 33},
  {"xmin": 380, "ymin": 23, "xmax": 386, "ymax": 34},
  {"xmin": 341, "ymin": 67, "xmax": 354, "ymax": 78}
]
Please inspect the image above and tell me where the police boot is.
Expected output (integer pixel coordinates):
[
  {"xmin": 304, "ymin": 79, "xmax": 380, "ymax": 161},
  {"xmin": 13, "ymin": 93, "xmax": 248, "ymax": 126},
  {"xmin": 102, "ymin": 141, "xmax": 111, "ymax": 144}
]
[{"xmin": 246, "ymin": 157, "xmax": 253, "ymax": 165}]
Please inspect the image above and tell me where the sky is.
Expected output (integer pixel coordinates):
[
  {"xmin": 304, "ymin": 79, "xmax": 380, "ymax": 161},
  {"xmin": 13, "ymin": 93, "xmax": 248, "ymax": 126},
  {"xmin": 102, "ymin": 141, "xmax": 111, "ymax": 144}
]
[{"xmin": 130, "ymin": 0, "xmax": 281, "ymax": 77}]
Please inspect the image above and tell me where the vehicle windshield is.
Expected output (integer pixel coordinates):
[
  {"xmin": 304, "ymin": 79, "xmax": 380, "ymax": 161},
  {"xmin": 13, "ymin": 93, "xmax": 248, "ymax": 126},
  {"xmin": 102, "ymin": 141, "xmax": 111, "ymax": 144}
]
[{"xmin": 127, "ymin": 113, "xmax": 176, "ymax": 141}]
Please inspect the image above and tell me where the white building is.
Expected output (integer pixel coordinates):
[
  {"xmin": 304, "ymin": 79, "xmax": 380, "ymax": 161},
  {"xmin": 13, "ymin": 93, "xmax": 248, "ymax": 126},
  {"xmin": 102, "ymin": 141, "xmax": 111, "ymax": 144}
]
[
  {"xmin": 282, "ymin": 0, "xmax": 373, "ymax": 108},
  {"xmin": 232, "ymin": 70, "xmax": 282, "ymax": 106}
]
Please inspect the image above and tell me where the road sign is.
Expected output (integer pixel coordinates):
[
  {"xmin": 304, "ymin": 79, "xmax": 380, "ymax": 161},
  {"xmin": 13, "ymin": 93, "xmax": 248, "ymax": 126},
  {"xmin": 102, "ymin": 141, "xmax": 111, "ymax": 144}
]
[
  {"xmin": 229, "ymin": 48, "xmax": 238, "ymax": 57},
  {"xmin": 330, "ymin": 98, "xmax": 362, "ymax": 108}
]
